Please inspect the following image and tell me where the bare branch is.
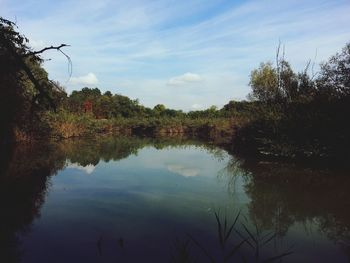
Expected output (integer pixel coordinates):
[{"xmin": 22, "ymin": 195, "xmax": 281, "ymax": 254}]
[
  {"xmin": 304, "ymin": 59, "xmax": 311, "ymax": 74},
  {"xmin": 311, "ymin": 48, "xmax": 318, "ymax": 80},
  {"xmin": 0, "ymin": 31, "xmax": 55, "ymax": 109},
  {"xmin": 276, "ymin": 40, "xmax": 281, "ymax": 89},
  {"xmin": 23, "ymin": 44, "xmax": 70, "ymax": 57},
  {"xmin": 58, "ymin": 48, "xmax": 73, "ymax": 79},
  {"xmin": 24, "ymin": 43, "xmax": 73, "ymax": 81}
]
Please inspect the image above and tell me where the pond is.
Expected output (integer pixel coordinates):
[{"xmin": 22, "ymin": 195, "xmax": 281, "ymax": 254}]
[{"xmin": 0, "ymin": 136, "xmax": 349, "ymax": 262}]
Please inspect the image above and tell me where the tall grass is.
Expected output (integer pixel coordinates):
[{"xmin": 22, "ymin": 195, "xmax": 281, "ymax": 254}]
[
  {"xmin": 173, "ymin": 210, "xmax": 293, "ymax": 263},
  {"xmin": 44, "ymin": 110, "xmax": 238, "ymax": 140}
]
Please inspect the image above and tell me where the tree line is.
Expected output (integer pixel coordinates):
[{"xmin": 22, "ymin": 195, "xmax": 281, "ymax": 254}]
[
  {"xmin": 1, "ymin": 16, "xmax": 349, "ymax": 161},
  {"xmin": 55, "ymin": 86, "xmax": 239, "ymax": 119}
]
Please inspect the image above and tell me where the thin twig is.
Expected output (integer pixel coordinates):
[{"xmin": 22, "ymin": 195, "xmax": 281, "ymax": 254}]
[{"xmin": 23, "ymin": 44, "xmax": 70, "ymax": 57}]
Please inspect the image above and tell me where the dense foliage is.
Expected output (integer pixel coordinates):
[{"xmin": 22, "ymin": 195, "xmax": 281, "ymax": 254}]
[
  {"xmin": 1, "ymin": 16, "xmax": 349, "ymax": 161},
  {"xmin": 0, "ymin": 17, "xmax": 66, "ymax": 143},
  {"xmin": 235, "ymin": 43, "xmax": 350, "ymax": 160}
]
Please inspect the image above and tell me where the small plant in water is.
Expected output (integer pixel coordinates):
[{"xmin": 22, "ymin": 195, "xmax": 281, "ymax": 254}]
[
  {"xmin": 237, "ymin": 222, "xmax": 293, "ymax": 262},
  {"xmin": 172, "ymin": 210, "xmax": 293, "ymax": 263},
  {"xmin": 171, "ymin": 238, "xmax": 196, "ymax": 263}
]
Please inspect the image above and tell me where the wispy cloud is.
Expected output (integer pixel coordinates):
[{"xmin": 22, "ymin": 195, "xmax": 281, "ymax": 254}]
[
  {"xmin": 167, "ymin": 72, "xmax": 202, "ymax": 86},
  {"xmin": 3, "ymin": 0, "xmax": 350, "ymax": 109},
  {"xmin": 167, "ymin": 164, "xmax": 200, "ymax": 177}
]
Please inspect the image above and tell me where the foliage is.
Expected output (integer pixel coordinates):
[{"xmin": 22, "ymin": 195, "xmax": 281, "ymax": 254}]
[
  {"xmin": 0, "ymin": 17, "xmax": 67, "ymax": 143},
  {"xmin": 317, "ymin": 43, "xmax": 350, "ymax": 97},
  {"xmin": 249, "ymin": 62, "xmax": 279, "ymax": 102},
  {"xmin": 234, "ymin": 42, "xmax": 350, "ymax": 160},
  {"xmin": 37, "ymin": 41, "xmax": 350, "ymax": 162},
  {"xmin": 2, "ymin": 16, "xmax": 349, "ymax": 161}
]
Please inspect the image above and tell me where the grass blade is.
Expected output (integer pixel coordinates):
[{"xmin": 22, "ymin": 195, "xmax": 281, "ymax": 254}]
[
  {"xmin": 224, "ymin": 210, "xmax": 241, "ymax": 243},
  {"xmin": 262, "ymin": 233, "xmax": 276, "ymax": 247},
  {"xmin": 242, "ymin": 223, "xmax": 257, "ymax": 245},
  {"xmin": 224, "ymin": 239, "xmax": 247, "ymax": 261},
  {"xmin": 187, "ymin": 233, "xmax": 217, "ymax": 263},
  {"xmin": 236, "ymin": 229, "xmax": 254, "ymax": 249},
  {"xmin": 214, "ymin": 211, "xmax": 224, "ymax": 249},
  {"xmin": 224, "ymin": 214, "xmax": 227, "ymax": 237},
  {"xmin": 262, "ymin": 251, "xmax": 293, "ymax": 263},
  {"xmin": 261, "ymin": 231, "xmax": 274, "ymax": 241},
  {"xmin": 172, "ymin": 238, "xmax": 194, "ymax": 263}
]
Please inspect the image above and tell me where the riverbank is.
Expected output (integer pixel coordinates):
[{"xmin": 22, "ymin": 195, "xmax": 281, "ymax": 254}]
[
  {"xmin": 43, "ymin": 112, "xmax": 238, "ymax": 144},
  {"xmin": 7, "ymin": 111, "xmax": 348, "ymax": 168}
]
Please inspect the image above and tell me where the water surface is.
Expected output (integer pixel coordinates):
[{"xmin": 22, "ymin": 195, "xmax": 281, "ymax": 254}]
[{"xmin": 1, "ymin": 137, "xmax": 349, "ymax": 262}]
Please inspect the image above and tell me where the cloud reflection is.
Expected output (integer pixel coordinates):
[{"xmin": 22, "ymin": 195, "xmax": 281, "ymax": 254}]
[
  {"xmin": 66, "ymin": 161, "xmax": 96, "ymax": 174},
  {"xmin": 167, "ymin": 164, "xmax": 200, "ymax": 177}
]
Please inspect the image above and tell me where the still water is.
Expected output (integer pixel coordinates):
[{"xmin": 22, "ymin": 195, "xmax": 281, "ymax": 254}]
[{"xmin": 0, "ymin": 137, "xmax": 349, "ymax": 262}]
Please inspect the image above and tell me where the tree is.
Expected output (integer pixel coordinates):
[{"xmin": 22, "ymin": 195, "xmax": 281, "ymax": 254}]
[
  {"xmin": 0, "ymin": 17, "xmax": 69, "ymax": 142},
  {"xmin": 249, "ymin": 59, "xmax": 308, "ymax": 103},
  {"xmin": 66, "ymin": 87, "xmax": 102, "ymax": 114},
  {"xmin": 279, "ymin": 60, "xmax": 298, "ymax": 101},
  {"xmin": 104, "ymin": 91, "xmax": 113, "ymax": 97},
  {"xmin": 153, "ymin": 104, "xmax": 166, "ymax": 112},
  {"xmin": 153, "ymin": 104, "xmax": 166, "ymax": 116},
  {"xmin": 249, "ymin": 62, "xmax": 279, "ymax": 102},
  {"xmin": 95, "ymin": 95, "xmax": 113, "ymax": 118},
  {"xmin": 317, "ymin": 42, "xmax": 350, "ymax": 97}
]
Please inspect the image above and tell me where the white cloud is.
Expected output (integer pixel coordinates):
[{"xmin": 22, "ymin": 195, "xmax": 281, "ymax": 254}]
[
  {"xmin": 167, "ymin": 72, "xmax": 202, "ymax": 86},
  {"xmin": 191, "ymin": 103, "xmax": 202, "ymax": 110},
  {"xmin": 70, "ymin": 73, "xmax": 98, "ymax": 86},
  {"xmin": 167, "ymin": 164, "xmax": 200, "ymax": 177},
  {"xmin": 4, "ymin": 0, "xmax": 350, "ymax": 109}
]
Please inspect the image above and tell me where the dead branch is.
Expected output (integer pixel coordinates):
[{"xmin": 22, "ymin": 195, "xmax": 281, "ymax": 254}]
[
  {"xmin": 311, "ymin": 48, "xmax": 318, "ymax": 80},
  {"xmin": 276, "ymin": 40, "xmax": 281, "ymax": 90},
  {"xmin": 23, "ymin": 44, "xmax": 70, "ymax": 57}
]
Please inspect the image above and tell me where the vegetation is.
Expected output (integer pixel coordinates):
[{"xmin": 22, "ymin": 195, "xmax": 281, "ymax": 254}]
[
  {"xmin": 234, "ymin": 43, "xmax": 350, "ymax": 161},
  {"xmin": 1, "ymin": 16, "xmax": 349, "ymax": 162},
  {"xmin": 0, "ymin": 17, "xmax": 68, "ymax": 144},
  {"xmin": 45, "ymin": 42, "xmax": 350, "ymax": 161}
]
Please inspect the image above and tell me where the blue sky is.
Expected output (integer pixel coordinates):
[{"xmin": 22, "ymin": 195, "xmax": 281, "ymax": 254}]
[{"xmin": 2, "ymin": 0, "xmax": 350, "ymax": 110}]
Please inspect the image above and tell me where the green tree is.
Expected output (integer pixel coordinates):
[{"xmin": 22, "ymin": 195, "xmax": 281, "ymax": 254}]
[
  {"xmin": 0, "ymin": 17, "xmax": 68, "ymax": 142},
  {"xmin": 249, "ymin": 62, "xmax": 279, "ymax": 102},
  {"xmin": 66, "ymin": 87, "xmax": 102, "ymax": 114},
  {"xmin": 153, "ymin": 104, "xmax": 166, "ymax": 112},
  {"xmin": 153, "ymin": 104, "xmax": 166, "ymax": 116},
  {"xmin": 103, "ymin": 91, "xmax": 113, "ymax": 97},
  {"xmin": 317, "ymin": 42, "xmax": 350, "ymax": 97},
  {"xmin": 95, "ymin": 95, "xmax": 114, "ymax": 118},
  {"xmin": 279, "ymin": 60, "xmax": 298, "ymax": 101}
]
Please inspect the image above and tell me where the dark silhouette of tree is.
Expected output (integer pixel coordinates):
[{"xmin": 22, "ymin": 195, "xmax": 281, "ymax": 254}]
[
  {"xmin": 0, "ymin": 17, "xmax": 69, "ymax": 143},
  {"xmin": 317, "ymin": 43, "xmax": 350, "ymax": 97},
  {"xmin": 234, "ymin": 42, "xmax": 350, "ymax": 161}
]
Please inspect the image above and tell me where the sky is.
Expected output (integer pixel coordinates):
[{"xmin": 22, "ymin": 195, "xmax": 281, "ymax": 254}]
[{"xmin": 1, "ymin": 0, "xmax": 350, "ymax": 110}]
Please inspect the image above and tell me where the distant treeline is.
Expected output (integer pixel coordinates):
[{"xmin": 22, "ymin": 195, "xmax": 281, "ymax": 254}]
[
  {"xmin": 1, "ymin": 17, "xmax": 349, "ymax": 161},
  {"xmin": 57, "ymin": 86, "xmax": 229, "ymax": 119}
]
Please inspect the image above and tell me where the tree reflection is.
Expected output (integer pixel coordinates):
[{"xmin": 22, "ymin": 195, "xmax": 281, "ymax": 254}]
[
  {"xmin": 58, "ymin": 136, "xmax": 211, "ymax": 166},
  {"xmin": 0, "ymin": 143, "xmax": 65, "ymax": 262},
  {"xmin": 220, "ymin": 156, "xmax": 350, "ymax": 250},
  {"xmin": 1, "ymin": 137, "xmax": 349, "ymax": 262},
  {"xmin": 0, "ymin": 136, "xmax": 213, "ymax": 262}
]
